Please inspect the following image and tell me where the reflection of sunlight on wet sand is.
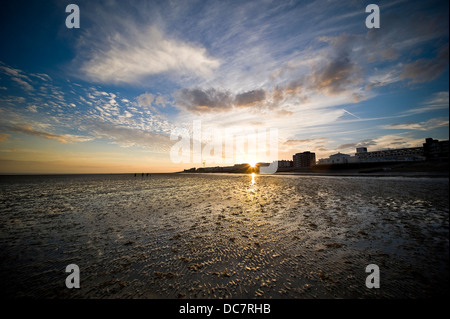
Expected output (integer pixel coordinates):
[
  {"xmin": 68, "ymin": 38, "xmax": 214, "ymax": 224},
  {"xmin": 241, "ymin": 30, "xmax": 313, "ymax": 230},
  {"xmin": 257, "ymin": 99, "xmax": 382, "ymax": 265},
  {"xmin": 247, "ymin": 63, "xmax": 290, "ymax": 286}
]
[{"xmin": 247, "ymin": 172, "xmax": 256, "ymax": 197}]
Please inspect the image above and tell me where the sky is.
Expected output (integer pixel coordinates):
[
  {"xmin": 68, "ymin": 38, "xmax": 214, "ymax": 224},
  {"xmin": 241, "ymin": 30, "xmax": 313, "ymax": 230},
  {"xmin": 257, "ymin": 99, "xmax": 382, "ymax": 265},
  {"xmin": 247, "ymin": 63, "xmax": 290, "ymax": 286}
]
[{"xmin": 0, "ymin": 0, "xmax": 448, "ymax": 174}]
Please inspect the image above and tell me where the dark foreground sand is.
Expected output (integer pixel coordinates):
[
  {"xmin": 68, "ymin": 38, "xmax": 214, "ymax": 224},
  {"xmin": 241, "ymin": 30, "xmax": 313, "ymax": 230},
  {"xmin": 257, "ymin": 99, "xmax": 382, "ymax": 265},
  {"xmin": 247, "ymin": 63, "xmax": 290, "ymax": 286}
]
[{"xmin": 0, "ymin": 173, "xmax": 448, "ymax": 298}]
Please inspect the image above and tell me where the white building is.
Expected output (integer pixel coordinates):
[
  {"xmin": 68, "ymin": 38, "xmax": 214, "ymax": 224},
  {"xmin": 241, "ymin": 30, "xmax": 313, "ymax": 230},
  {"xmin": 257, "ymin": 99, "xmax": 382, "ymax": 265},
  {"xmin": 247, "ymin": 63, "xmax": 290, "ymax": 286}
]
[
  {"xmin": 355, "ymin": 147, "xmax": 424, "ymax": 162},
  {"xmin": 318, "ymin": 145, "xmax": 425, "ymax": 165},
  {"xmin": 317, "ymin": 152, "xmax": 352, "ymax": 164}
]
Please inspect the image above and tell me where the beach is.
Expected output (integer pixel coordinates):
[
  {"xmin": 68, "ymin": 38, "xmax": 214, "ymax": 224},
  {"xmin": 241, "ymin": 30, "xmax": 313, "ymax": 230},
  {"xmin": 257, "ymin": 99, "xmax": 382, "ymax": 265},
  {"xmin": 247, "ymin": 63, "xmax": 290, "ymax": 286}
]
[{"xmin": 0, "ymin": 173, "xmax": 448, "ymax": 298}]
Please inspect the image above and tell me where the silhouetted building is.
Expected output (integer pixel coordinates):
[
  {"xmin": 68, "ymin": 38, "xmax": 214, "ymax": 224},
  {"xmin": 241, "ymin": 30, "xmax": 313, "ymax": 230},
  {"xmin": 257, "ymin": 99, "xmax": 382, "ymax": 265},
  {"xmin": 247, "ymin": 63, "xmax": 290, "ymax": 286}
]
[
  {"xmin": 293, "ymin": 151, "xmax": 316, "ymax": 168},
  {"xmin": 356, "ymin": 147, "xmax": 367, "ymax": 153},
  {"xmin": 355, "ymin": 146, "xmax": 424, "ymax": 162},
  {"xmin": 423, "ymin": 138, "xmax": 449, "ymax": 159},
  {"xmin": 278, "ymin": 160, "xmax": 293, "ymax": 168},
  {"xmin": 318, "ymin": 152, "xmax": 351, "ymax": 165}
]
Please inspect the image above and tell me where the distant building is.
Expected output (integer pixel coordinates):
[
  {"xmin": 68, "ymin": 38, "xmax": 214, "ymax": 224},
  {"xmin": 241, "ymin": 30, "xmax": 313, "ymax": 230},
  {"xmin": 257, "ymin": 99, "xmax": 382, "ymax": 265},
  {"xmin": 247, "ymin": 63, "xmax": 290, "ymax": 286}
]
[
  {"xmin": 329, "ymin": 152, "xmax": 350, "ymax": 163},
  {"xmin": 317, "ymin": 152, "xmax": 359, "ymax": 165},
  {"xmin": 318, "ymin": 152, "xmax": 351, "ymax": 165},
  {"xmin": 316, "ymin": 138, "xmax": 440, "ymax": 165},
  {"xmin": 356, "ymin": 147, "xmax": 367, "ymax": 154},
  {"xmin": 277, "ymin": 160, "xmax": 293, "ymax": 168},
  {"xmin": 423, "ymin": 138, "xmax": 450, "ymax": 159},
  {"xmin": 293, "ymin": 151, "xmax": 316, "ymax": 168},
  {"xmin": 187, "ymin": 138, "xmax": 448, "ymax": 172},
  {"xmin": 355, "ymin": 146, "xmax": 424, "ymax": 162}
]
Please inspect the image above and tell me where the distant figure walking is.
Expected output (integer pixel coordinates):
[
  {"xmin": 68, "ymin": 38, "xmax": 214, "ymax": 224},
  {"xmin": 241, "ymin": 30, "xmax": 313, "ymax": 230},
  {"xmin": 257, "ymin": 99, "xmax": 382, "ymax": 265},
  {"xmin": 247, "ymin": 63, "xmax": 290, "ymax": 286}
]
[{"xmin": 134, "ymin": 173, "xmax": 136, "ymax": 177}]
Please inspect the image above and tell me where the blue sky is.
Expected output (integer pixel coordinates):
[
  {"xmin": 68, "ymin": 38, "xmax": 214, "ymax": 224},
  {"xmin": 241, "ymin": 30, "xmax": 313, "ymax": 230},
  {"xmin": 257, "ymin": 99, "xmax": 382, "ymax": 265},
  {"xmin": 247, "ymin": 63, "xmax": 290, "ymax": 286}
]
[{"xmin": 0, "ymin": 0, "xmax": 448, "ymax": 173}]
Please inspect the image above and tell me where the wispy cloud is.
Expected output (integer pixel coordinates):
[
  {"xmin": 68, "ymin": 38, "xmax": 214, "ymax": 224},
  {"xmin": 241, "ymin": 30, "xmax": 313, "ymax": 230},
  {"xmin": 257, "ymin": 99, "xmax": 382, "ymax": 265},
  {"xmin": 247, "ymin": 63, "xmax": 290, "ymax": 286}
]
[
  {"xmin": 3, "ymin": 124, "xmax": 92, "ymax": 143},
  {"xmin": 85, "ymin": 122, "xmax": 173, "ymax": 152},
  {"xmin": 332, "ymin": 134, "xmax": 425, "ymax": 155},
  {"xmin": 371, "ymin": 134, "xmax": 425, "ymax": 150},
  {"xmin": 336, "ymin": 139, "xmax": 377, "ymax": 151},
  {"xmin": 1, "ymin": 62, "xmax": 175, "ymax": 151},
  {"xmin": 75, "ymin": 24, "xmax": 220, "ymax": 84},
  {"xmin": 0, "ymin": 63, "xmax": 35, "ymax": 92},
  {"xmin": 175, "ymin": 88, "xmax": 271, "ymax": 113},
  {"xmin": 404, "ymin": 91, "xmax": 449, "ymax": 115},
  {"xmin": 381, "ymin": 117, "xmax": 449, "ymax": 131}
]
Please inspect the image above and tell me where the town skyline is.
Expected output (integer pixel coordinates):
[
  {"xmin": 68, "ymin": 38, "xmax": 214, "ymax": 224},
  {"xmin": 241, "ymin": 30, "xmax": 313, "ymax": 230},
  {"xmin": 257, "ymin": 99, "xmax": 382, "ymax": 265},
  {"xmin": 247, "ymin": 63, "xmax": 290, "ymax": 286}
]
[
  {"xmin": 182, "ymin": 137, "xmax": 449, "ymax": 174},
  {"xmin": 0, "ymin": 0, "xmax": 448, "ymax": 174}
]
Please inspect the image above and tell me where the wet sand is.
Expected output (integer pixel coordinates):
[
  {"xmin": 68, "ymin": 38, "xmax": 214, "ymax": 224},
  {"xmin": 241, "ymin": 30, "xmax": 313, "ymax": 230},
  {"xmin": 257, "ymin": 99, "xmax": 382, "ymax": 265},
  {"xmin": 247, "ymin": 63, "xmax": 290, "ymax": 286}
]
[{"xmin": 0, "ymin": 173, "xmax": 448, "ymax": 298}]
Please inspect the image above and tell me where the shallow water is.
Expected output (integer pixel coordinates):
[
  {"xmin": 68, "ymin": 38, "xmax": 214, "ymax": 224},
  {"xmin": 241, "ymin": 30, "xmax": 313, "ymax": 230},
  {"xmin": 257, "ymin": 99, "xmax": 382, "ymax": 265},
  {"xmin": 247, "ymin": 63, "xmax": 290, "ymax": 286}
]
[{"xmin": 0, "ymin": 173, "xmax": 448, "ymax": 298}]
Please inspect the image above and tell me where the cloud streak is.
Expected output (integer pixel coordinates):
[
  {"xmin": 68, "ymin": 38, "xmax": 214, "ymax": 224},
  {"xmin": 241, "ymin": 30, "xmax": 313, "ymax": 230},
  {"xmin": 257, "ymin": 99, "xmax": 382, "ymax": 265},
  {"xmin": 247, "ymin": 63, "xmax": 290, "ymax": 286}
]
[
  {"xmin": 3, "ymin": 124, "xmax": 92, "ymax": 143},
  {"xmin": 0, "ymin": 63, "xmax": 35, "ymax": 92},
  {"xmin": 381, "ymin": 118, "xmax": 449, "ymax": 131},
  {"xmin": 404, "ymin": 91, "xmax": 449, "ymax": 115},
  {"xmin": 76, "ymin": 25, "xmax": 220, "ymax": 84}
]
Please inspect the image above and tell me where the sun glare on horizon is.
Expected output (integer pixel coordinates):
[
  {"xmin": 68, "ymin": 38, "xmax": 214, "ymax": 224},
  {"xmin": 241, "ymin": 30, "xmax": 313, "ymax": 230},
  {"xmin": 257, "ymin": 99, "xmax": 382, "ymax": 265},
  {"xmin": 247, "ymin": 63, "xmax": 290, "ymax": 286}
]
[{"xmin": 248, "ymin": 161, "xmax": 257, "ymax": 168}]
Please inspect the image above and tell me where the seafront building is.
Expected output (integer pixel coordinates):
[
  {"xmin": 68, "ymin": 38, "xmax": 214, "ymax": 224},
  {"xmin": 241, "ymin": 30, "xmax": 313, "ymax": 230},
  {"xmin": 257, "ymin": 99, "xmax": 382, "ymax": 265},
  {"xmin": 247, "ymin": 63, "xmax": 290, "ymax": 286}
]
[
  {"xmin": 317, "ymin": 137, "xmax": 448, "ymax": 165},
  {"xmin": 293, "ymin": 151, "xmax": 316, "ymax": 168},
  {"xmin": 354, "ymin": 146, "xmax": 424, "ymax": 162},
  {"xmin": 182, "ymin": 138, "xmax": 448, "ymax": 172},
  {"xmin": 423, "ymin": 138, "xmax": 449, "ymax": 159},
  {"xmin": 317, "ymin": 152, "xmax": 352, "ymax": 165},
  {"xmin": 277, "ymin": 160, "xmax": 293, "ymax": 168}
]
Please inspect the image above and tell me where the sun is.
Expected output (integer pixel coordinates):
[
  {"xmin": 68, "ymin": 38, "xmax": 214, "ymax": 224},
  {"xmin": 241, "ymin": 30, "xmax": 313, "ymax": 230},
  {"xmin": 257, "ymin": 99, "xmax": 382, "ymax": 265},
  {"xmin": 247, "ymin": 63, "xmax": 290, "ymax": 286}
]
[{"xmin": 248, "ymin": 160, "xmax": 257, "ymax": 168}]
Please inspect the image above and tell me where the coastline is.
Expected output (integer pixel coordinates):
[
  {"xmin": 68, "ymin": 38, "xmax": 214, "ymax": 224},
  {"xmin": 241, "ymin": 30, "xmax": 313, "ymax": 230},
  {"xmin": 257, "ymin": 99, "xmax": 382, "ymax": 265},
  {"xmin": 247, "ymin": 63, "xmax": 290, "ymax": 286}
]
[
  {"xmin": 178, "ymin": 170, "xmax": 449, "ymax": 178},
  {"xmin": 179, "ymin": 160, "xmax": 449, "ymax": 178},
  {"xmin": 274, "ymin": 169, "xmax": 449, "ymax": 178}
]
